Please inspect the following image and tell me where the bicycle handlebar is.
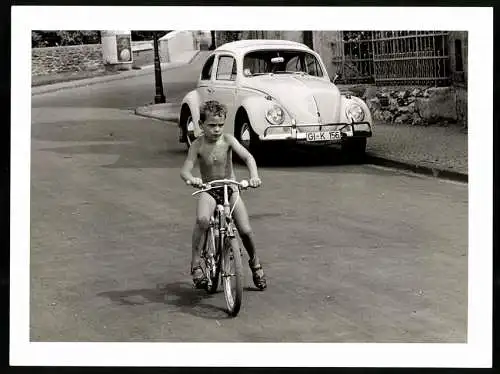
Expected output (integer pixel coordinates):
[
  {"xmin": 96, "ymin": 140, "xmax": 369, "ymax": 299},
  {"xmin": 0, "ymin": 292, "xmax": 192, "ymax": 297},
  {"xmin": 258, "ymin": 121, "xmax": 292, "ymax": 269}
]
[{"xmin": 190, "ymin": 179, "xmax": 252, "ymax": 196}]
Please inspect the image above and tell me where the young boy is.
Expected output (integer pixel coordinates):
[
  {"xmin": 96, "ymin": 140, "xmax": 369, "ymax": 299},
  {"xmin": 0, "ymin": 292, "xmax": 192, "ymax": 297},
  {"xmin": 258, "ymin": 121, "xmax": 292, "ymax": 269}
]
[{"xmin": 180, "ymin": 100, "xmax": 267, "ymax": 290}]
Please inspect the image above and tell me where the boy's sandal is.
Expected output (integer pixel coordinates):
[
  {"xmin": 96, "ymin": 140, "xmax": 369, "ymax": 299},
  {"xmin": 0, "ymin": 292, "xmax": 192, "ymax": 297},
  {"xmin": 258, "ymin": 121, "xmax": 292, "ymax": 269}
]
[
  {"xmin": 191, "ymin": 266, "xmax": 208, "ymax": 289},
  {"xmin": 249, "ymin": 261, "xmax": 267, "ymax": 290}
]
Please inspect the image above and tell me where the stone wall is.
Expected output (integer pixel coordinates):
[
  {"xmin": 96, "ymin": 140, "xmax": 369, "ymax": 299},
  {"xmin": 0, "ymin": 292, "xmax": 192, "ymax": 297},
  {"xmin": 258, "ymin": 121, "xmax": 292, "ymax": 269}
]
[
  {"xmin": 353, "ymin": 85, "xmax": 467, "ymax": 126},
  {"xmin": 455, "ymin": 86, "xmax": 468, "ymax": 125},
  {"xmin": 132, "ymin": 48, "xmax": 154, "ymax": 68},
  {"xmin": 32, "ymin": 44, "xmax": 104, "ymax": 76},
  {"xmin": 131, "ymin": 41, "xmax": 154, "ymax": 68}
]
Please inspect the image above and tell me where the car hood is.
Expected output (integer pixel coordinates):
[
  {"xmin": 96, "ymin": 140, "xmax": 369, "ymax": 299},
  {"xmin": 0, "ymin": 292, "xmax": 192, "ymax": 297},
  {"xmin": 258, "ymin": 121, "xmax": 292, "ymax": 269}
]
[{"xmin": 243, "ymin": 74, "xmax": 342, "ymax": 123}]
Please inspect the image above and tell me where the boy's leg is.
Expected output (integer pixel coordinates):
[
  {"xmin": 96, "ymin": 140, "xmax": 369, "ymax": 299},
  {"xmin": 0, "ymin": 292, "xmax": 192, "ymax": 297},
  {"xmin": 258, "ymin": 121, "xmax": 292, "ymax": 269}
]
[
  {"xmin": 192, "ymin": 192, "xmax": 216, "ymax": 286},
  {"xmin": 231, "ymin": 194, "xmax": 267, "ymax": 290}
]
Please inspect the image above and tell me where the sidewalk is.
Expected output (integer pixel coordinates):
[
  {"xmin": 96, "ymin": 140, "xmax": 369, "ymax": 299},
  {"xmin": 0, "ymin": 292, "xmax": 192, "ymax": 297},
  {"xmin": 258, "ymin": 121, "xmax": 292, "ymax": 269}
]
[
  {"xmin": 135, "ymin": 102, "xmax": 181, "ymax": 122},
  {"xmin": 135, "ymin": 102, "xmax": 467, "ymax": 182},
  {"xmin": 367, "ymin": 122, "xmax": 467, "ymax": 181},
  {"xmin": 31, "ymin": 50, "xmax": 201, "ymax": 96}
]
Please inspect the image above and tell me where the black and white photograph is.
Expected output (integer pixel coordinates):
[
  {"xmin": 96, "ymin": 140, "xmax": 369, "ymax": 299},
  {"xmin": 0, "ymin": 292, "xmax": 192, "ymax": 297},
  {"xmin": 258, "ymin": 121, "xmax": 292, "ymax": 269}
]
[{"xmin": 11, "ymin": 6, "xmax": 492, "ymax": 368}]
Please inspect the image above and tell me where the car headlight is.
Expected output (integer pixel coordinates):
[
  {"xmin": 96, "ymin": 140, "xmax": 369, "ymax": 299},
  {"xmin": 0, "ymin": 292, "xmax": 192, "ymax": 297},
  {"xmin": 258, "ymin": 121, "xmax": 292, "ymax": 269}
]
[
  {"xmin": 265, "ymin": 105, "xmax": 285, "ymax": 125},
  {"xmin": 346, "ymin": 104, "xmax": 365, "ymax": 122}
]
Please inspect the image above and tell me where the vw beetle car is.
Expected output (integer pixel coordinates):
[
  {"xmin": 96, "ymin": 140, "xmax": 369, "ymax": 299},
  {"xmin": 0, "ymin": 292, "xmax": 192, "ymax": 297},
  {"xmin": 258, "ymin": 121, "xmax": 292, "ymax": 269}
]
[{"xmin": 178, "ymin": 39, "xmax": 373, "ymax": 159}]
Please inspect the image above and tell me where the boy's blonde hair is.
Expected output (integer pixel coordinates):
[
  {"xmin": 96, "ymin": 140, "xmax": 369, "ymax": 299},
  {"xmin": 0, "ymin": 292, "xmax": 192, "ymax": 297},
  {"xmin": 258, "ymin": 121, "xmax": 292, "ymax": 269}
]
[{"xmin": 199, "ymin": 100, "xmax": 228, "ymax": 123}]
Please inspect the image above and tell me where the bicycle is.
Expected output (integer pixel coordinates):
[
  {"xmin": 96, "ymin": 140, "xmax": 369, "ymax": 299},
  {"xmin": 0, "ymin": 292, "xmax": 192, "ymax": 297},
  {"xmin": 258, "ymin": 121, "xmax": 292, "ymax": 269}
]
[{"xmin": 190, "ymin": 178, "xmax": 252, "ymax": 317}]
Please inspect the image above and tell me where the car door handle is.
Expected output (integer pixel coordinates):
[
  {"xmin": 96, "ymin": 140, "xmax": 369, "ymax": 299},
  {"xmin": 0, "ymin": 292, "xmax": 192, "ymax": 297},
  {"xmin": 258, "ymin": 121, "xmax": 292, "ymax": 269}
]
[{"xmin": 207, "ymin": 88, "xmax": 214, "ymax": 94}]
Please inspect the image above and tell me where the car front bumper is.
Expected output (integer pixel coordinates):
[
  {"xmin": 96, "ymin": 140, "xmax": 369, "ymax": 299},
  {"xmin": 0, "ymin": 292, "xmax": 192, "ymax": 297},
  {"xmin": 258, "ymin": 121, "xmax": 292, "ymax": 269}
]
[{"xmin": 261, "ymin": 122, "xmax": 372, "ymax": 142}]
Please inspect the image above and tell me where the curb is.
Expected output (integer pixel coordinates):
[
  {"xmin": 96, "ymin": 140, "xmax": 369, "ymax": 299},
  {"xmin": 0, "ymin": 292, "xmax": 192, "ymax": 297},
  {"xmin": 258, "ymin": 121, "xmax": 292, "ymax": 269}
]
[
  {"xmin": 31, "ymin": 71, "xmax": 122, "ymax": 88},
  {"xmin": 32, "ymin": 51, "xmax": 202, "ymax": 96},
  {"xmin": 134, "ymin": 110, "xmax": 178, "ymax": 123},
  {"xmin": 134, "ymin": 103, "xmax": 179, "ymax": 123},
  {"xmin": 366, "ymin": 154, "xmax": 468, "ymax": 183},
  {"xmin": 187, "ymin": 50, "xmax": 202, "ymax": 64}
]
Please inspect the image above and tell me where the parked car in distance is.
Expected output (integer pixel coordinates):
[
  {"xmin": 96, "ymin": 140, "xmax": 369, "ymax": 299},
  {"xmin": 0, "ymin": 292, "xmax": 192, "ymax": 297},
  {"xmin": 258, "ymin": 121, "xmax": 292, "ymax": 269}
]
[{"xmin": 178, "ymin": 39, "xmax": 373, "ymax": 160}]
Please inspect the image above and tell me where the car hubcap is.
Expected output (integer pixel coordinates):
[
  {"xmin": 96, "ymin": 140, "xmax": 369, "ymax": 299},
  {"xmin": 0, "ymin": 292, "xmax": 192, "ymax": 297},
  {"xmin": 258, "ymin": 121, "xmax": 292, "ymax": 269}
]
[
  {"xmin": 240, "ymin": 123, "xmax": 250, "ymax": 149},
  {"xmin": 186, "ymin": 116, "xmax": 195, "ymax": 146}
]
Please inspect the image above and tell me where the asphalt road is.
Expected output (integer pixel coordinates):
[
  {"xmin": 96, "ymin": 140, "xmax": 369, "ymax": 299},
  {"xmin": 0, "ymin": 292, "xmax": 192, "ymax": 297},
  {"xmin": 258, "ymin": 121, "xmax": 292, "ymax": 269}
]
[
  {"xmin": 31, "ymin": 53, "xmax": 207, "ymax": 109},
  {"xmin": 30, "ymin": 61, "xmax": 468, "ymax": 342}
]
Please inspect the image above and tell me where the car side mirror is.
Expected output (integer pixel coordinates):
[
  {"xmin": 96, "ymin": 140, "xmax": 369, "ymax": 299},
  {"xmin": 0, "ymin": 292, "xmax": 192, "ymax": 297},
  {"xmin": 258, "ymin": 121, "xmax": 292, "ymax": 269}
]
[{"xmin": 331, "ymin": 73, "xmax": 341, "ymax": 84}]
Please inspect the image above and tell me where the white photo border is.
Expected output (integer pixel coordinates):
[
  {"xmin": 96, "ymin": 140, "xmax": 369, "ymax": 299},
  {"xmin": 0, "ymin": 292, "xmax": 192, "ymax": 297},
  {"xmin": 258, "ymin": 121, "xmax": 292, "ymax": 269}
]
[{"xmin": 11, "ymin": 6, "xmax": 493, "ymax": 368}]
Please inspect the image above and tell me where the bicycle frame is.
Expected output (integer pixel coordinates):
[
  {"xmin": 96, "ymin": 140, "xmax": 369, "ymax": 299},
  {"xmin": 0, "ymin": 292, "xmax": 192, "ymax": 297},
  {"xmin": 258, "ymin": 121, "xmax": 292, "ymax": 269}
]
[
  {"xmin": 192, "ymin": 179, "xmax": 247, "ymax": 288},
  {"xmin": 190, "ymin": 178, "xmax": 250, "ymax": 316},
  {"xmin": 219, "ymin": 184, "xmax": 238, "ymax": 238},
  {"xmin": 210, "ymin": 185, "xmax": 238, "ymax": 282}
]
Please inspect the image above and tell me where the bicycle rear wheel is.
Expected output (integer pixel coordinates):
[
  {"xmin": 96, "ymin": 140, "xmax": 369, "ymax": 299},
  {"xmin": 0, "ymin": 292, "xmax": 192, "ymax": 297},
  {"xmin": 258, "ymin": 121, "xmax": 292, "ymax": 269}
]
[{"xmin": 222, "ymin": 237, "xmax": 243, "ymax": 317}]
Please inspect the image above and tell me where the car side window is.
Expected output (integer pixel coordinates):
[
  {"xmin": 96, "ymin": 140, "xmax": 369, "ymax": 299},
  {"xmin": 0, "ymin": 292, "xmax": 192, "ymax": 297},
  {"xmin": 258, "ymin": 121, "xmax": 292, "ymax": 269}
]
[
  {"xmin": 201, "ymin": 55, "xmax": 215, "ymax": 80},
  {"xmin": 216, "ymin": 56, "xmax": 237, "ymax": 81},
  {"xmin": 305, "ymin": 54, "xmax": 323, "ymax": 77}
]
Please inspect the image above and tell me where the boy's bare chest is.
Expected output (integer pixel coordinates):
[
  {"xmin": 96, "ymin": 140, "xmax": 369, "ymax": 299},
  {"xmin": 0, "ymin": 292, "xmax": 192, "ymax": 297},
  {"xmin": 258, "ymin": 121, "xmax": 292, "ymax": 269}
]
[{"xmin": 199, "ymin": 141, "xmax": 230, "ymax": 165}]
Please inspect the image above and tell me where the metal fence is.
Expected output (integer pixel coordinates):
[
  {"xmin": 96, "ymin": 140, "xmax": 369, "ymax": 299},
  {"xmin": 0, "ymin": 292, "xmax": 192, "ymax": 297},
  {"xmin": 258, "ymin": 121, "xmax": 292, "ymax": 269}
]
[
  {"xmin": 332, "ymin": 31, "xmax": 450, "ymax": 86},
  {"xmin": 331, "ymin": 31, "xmax": 375, "ymax": 84}
]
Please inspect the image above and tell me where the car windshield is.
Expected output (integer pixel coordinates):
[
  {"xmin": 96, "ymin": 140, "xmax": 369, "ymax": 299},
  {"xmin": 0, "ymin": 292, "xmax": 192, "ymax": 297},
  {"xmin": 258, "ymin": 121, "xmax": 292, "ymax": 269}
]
[{"xmin": 243, "ymin": 49, "xmax": 324, "ymax": 77}]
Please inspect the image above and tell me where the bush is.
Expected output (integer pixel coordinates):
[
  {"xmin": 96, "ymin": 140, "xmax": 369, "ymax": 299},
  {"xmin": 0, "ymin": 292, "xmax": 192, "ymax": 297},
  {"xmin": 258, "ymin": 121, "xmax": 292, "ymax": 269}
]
[
  {"xmin": 56, "ymin": 31, "xmax": 100, "ymax": 46},
  {"xmin": 131, "ymin": 31, "xmax": 171, "ymax": 41},
  {"xmin": 32, "ymin": 31, "xmax": 100, "ymax": 47},
  {"xmin": 216, "ymin": 31, "xmax": 242, "ymax": 47}
]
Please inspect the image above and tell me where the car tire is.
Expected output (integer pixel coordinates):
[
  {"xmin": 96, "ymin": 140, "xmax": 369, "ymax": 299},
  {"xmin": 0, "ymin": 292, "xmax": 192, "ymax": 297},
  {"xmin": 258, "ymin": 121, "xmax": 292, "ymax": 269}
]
[
  {"xmin": 341, "ymin": 138, "xmax": 367, "ymax": 163},
  {"xmin": 235, "ymin": 113, "xmax": 263, "ymax": 161},
  {"xmin": 180, "ymin": 106, "xmax": 196, "ymax": 149}
]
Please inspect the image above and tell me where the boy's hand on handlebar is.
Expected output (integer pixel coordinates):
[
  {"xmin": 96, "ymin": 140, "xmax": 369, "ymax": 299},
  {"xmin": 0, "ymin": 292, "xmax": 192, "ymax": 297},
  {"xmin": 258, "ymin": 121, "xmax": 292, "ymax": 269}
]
[
  {"xmin": 249, "ymin": 177, "xmax": 262, "ymax": 188},
  {"xmin": 187, "ymin": 177, "xmax": 204, "ymax": 188}
]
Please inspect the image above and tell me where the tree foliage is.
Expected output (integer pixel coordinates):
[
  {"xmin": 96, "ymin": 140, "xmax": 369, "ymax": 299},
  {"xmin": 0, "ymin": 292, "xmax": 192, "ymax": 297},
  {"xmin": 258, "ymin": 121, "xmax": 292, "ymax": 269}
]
[
  {"xmin": 31, "ymin": 30, "xmax": 172, "ymax": 48},
  {"xmin": 343, "ymin": 31, "xmax": 372, "ymax": 42},
  {"xmin": 131, "ymin": 31, "xmax": 171, "ymax": 41},
  {"xmin": 215, "ymin": 31, "xmax": 243, "ymax": 47},
  {"xmin": 32, "ymin": 31, "xmax": 100, "ymax": 48}
]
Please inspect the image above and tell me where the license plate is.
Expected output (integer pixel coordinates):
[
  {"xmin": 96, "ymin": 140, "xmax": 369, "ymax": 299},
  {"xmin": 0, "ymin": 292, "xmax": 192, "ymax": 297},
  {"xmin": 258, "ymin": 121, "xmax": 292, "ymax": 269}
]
[{"xmin": 306, "ymin": 131, "xmax": 341, "ymax": 142}]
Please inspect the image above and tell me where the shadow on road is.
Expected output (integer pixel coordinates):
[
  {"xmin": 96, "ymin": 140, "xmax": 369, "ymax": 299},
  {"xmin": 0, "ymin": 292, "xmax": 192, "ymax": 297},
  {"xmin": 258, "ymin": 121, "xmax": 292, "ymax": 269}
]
[
  {"xmin": 97, "ymin": 281, "xmax": 230, "ymax": 320},
  {"xmin": 238, "ymin": 144, "xmax": 366, "ymax": 169}
]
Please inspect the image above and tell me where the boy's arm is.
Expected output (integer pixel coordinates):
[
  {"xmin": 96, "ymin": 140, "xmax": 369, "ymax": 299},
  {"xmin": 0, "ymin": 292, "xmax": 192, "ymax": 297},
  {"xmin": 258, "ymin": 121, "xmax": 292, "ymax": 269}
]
[
  {"xmin": 225, "ymin": 134, "xmax": 260, "ymax": 180},
  {"xmin": 180, "ymin": 139, "xmax": 201, "ymax": 184}
]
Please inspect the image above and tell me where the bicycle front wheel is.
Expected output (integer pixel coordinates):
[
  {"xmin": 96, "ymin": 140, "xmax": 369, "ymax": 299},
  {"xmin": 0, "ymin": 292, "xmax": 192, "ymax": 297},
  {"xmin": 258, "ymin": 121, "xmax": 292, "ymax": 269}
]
[
  {"xmin": 205, "ymin": 228, "xmax": 221, "ymax": 294},
  {"xmin": 222, "ymin": 237, "xmax": 243, "ymax": 317}
]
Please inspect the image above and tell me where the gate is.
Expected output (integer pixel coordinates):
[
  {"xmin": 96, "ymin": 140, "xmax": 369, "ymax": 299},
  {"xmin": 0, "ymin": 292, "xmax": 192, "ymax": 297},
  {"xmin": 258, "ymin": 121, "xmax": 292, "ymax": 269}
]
[
  {"xmin": 372, "ymin": 31, "xmax": 450, "ymax": 86},
  {"xmin": 331, "ymin": 31, "xmax": 375, "ymax": 84},
  {"xmin": 332, "ymin": 31, "xmax": 450, "ymax": 86}
]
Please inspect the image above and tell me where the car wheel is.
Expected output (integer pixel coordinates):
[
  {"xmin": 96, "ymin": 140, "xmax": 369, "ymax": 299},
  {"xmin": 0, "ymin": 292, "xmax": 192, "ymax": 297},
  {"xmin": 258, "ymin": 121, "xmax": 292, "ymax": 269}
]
[
  {"xmin": 341, "ymin": 138, "xmax": 367, "ymax": 163},
  {"xmin": 236, "ymin": 114, "xmax": 263, "ymax": 160},
  {"xmin": 181, "ymin": 107, "xmax": 196, "ymax": 149},
  {"xmin": 239, "ymin": 122, "xmax": 252, "ymax": 150}
]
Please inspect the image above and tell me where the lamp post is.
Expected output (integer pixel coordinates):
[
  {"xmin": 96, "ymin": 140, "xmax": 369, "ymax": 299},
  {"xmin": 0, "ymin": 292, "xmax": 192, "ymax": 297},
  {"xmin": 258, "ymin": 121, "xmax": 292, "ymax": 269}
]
[
  {"xmin": 153, "ymin": 31, "xmax": 166, "ymax": 104},
  {"xmin": 210, "ymin": 31, "xmax": 216, "ymax": 50}
]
